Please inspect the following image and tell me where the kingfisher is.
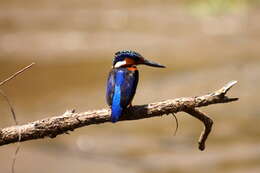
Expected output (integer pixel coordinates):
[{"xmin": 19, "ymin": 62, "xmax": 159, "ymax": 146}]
[{"xmin": 106, "ymin": 50, "xmax": 165, "ymax": 123}]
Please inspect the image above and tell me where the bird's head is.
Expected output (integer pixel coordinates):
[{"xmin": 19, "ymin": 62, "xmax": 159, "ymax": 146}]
[{"xmin": 112, "ymin": 50, "xmax": 165, "ymax": 69}]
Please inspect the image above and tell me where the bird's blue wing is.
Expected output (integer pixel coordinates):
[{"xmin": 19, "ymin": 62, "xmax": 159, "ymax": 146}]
[
  {"xmin": 120, "ymin": 69, "xmax": 139, "ymax": 108},
  {"xmin": 106, "ymin": 70, "xmax": 115, "ymax": 106}
]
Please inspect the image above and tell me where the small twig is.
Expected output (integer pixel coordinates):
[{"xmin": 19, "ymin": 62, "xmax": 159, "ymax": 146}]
[
  {"xmin": 0, "ymin": 63, "xmax": 35, "ymax": 173},
  {"xmin": 0, "ymin": 63, "xmax": 35, "ymax": 87},
  {"xmin": 11, "ymin": 134, "xmax": 21, "ymax": 173},
  {"xmin": 184, "ymin": 108, "xmax": 213, "ymax": 151},
  {"xmin": 0, "ymin": 90, "xmax": 18, "ymax": 125},
  {"xmin": 171, "ymin": 113, "xmax": 179, "ymax": 136},
  {"xmin": 0, "ymin": 90, "xmax": 21, "ymax": 173}
]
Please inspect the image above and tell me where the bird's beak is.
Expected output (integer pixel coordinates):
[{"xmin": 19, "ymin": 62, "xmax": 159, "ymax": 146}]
[{"xmin": 142, "ymin": 58, "xmax": 166, "ymax": 68}]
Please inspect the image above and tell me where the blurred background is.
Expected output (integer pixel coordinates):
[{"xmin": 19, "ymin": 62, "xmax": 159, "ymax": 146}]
[{"xmin": 0, "ymin": 0, "xmax": 260, "ymax": 172}]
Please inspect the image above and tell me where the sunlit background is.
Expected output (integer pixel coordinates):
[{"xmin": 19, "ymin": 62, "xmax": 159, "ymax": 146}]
[{"xmin": 0, "ymin": 0, "xmax": 260, "ymax": 173}]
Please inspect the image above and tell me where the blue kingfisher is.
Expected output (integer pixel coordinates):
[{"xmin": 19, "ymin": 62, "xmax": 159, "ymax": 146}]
[{"xmin": 106, "ymin": 50, "xmax": 165, "ymax": 123}]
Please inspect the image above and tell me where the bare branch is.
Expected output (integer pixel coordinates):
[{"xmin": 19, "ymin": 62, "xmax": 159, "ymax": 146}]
[
  {"xmin": 0, "ymin": 81, "xmax": 238, "ymax": 149},
  {"xmin": 0, "ymin": 63, "xmax": 35, "ymax": 87},
  {"xmin": 184, "ymin": 108, "xmax": 213, "ymax": 151}
]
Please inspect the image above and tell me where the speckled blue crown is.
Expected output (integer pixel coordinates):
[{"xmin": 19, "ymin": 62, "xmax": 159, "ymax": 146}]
[{"xmin": 113, "ymin": 50, "xmax": 142, "ymax": 66}]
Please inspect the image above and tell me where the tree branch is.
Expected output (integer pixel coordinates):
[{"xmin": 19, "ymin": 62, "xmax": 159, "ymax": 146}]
[
  {"xmin": 184, "ymin": 108, "xmax": 213, "ymax": 151},
  {"xmin": 0, "ymin": 81, "xmax": 238, "ymax": 150}
]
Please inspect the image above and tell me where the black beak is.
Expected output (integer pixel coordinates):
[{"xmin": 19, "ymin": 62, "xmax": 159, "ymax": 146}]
[{"xmin": 142, "ymin": 59, "xmax": 166, "ymax": 68}]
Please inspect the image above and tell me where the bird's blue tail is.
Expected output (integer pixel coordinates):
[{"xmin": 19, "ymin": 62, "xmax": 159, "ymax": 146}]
[
  {"xmin": 111, "ymin": 105, "xmax": 123, "ymax": 123},
  {"xmin": 110, "ymin": 71, "xmax": 124, "ymax": 123}
]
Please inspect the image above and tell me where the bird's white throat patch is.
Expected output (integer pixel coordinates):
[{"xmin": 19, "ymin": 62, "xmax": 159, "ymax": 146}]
[{"xmin": 114, "ymin": 60, "xmax": 127, "ymax": 68}]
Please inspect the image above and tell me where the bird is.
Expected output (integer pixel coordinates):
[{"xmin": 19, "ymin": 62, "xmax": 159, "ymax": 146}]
[{"xmin": 106, "ymin": 50, "xmax": 165, "ymax": 123}]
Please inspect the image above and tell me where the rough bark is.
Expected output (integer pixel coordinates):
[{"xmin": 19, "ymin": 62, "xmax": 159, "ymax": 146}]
[{"xmin": 0, "ymin": 81, "xmax": 238, "ymax": 150}]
